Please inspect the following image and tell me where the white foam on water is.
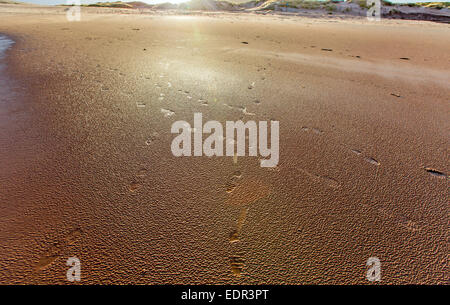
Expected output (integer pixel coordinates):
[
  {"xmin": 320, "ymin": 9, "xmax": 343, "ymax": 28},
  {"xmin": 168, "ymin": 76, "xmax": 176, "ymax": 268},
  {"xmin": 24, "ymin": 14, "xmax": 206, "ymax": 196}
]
[
  {"xmin": 0, "ymin": 35, "xmax": 14, "ymax": 59},
  {"xmin": 0, "ymin": 35, "xmax": 16, "ymax": 120}
]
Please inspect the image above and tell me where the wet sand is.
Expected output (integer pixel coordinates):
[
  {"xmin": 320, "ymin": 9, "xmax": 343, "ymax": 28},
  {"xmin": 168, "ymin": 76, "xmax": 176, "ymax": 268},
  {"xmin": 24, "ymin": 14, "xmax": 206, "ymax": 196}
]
[{"xmin": 0, "ymin": 6, "xmax": 448, "ymax": 284}]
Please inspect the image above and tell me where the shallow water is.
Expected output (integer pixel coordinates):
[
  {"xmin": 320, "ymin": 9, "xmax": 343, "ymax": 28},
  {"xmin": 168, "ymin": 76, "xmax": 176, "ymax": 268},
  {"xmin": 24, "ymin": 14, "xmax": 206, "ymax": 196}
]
[
  {"xmin": 0, "ymin": 35, "xmax": 14, "ymax": 59},
  {"xmin": 0, "ymin": 35, "xmax": 17, "ymax": 123}
]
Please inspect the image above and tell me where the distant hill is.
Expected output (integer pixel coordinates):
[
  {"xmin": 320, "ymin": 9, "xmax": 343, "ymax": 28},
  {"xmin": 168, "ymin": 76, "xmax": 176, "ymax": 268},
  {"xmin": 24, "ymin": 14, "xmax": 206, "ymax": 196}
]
[
  {"xmin": 77, "ymin": 1, "xmax": 450, "ymax": 11},
  {"xmin": 86, "ymin": 2, "xmax": 135, "ymax": 8},
  {"xmin": 0, "ymin": 0, "xmax": 24, "ymax": 4},
  {"xmin": 127, "ymin": 1, "xmax": 154, "ymax": 8},
  {"xmin": 66, "ymin": 0, "xmax": 450, "ymax": 23}
]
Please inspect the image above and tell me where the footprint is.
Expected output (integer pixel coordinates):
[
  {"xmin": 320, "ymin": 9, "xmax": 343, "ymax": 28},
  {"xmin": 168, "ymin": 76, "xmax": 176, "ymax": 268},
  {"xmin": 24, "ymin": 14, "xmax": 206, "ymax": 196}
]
[
  {"xmin": 364, "ymin": 157, "xmax": 380, "ymax": 166},
  {"xmin": 319, "ymin": 176, "xmax": 341, "ymax": 189},
  {"xmin": 226, "ymin": 171, "xmax": 242, "ymax": 193},
  {"xmin": 65, "ymin": 228, "xmax": 83, "ymax": 245},
  {"xmin": 230, "ymin": 255, "xmax": 245, "ymax": 276},
  {"xmin": 137, "ymin": 168, "xmax": 148, "ymax": 178},
  {"xmin": 299, "ymin": 169, "xmax": 341, "ymax": 189},
  {"xmin": 241, "ymin": 108, "xmax": 255, "ymax": 116},
  {"xmin": 377, "ymin": 208, "xmax": 421, "ymax": 233},
  {"xmin": 37, "ymin": 228, "xmax": 83, "ymax": 270},
  {"xmin": 351, "ymin": 149, "xmax": 362, "ymax": 156},
  {"xmin": 229, "ymin": 207, "xmax": 249, "ymax": 243},
  {"xmin": 350, "ymin": 149, "xmax": 380, "ymax": 166},
  {"xmin": 145, "ymin": 132, "xmax": 159, "ymax": 145},
  {"xmin": 229, "ymin": 230, "xmax": 239, "ymax": 243},
  {"xmin": 128, "ymin": 182, "xmax": 142, "ymax": 192},
  {"xmin": 161, "ymin": 108, "xmax": 175, "ymax": 118},
  {"xmin": 228, "ymin": 105, "xmax": 255, "ymax": 116},
  {"xmin": 301, "ymin": 127, "xmax": 323, "ymax": 135},
  {"xmin": 226, "ymin": 178, "xmax": 272, "ymax": 205},
  {"xmin": 36, "ymin": 251, "xmax": 60, "ymax": 270},
  {"xmin": 425, "ymin": 168, "xmax": 446, "ymax": 179},
  {"xmin": 398, "ymin": 216, "xmax": 420, "ymax": 232}
]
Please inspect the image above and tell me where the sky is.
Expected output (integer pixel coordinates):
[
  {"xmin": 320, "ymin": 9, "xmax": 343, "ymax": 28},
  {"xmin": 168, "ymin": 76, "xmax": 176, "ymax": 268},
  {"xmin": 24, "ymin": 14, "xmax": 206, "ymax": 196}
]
[{"xmin": 12, "ymin": 0, "xmax": 449, "ymax": 6}]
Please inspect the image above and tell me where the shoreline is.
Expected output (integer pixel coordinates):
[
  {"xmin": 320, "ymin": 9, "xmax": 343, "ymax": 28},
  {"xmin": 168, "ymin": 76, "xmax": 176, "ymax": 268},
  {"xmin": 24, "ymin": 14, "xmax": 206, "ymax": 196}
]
[{"xmin": 0, "ymin": 34, "xmax": 16, "ymax": 114}]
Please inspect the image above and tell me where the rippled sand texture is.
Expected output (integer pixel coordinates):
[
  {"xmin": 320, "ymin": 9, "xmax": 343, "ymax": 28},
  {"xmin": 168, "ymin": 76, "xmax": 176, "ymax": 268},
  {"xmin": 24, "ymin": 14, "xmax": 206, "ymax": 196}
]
[{"xmin": 0, "ymin": 7, "xmax": 448, "ymax": 284}]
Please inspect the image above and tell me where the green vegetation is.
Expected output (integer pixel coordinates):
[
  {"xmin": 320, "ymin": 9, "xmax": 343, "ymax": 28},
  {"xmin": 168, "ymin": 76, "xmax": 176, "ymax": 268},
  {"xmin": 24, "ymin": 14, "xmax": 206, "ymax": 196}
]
[
  {"xmin": 416, "ymin": 2, "xmax": 449, "ymax": 9},
  {"xmin": 0, "ymin": 0, "xmax": 22, "ymax": 4},
  {"xmin": 382, "ymin": 1, "xmax": 449, "ymax": 10},
  {"xmin": 325, "ymin": 3, "xmax": 336, "ymax": 11},
  {"xmin": 85, "ymin": 1, "xmax": 134, "ymax": 8},
  {"xmin": 90, "ymin": 2, "xmax": 132, "ymax": 8}
]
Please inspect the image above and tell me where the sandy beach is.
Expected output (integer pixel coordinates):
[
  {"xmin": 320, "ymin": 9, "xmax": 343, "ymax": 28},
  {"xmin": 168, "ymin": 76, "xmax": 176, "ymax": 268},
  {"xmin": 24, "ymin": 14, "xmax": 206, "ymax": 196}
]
[{"xmin": 0, "ymin": 4, "xmax": 448, "ymax": 284}]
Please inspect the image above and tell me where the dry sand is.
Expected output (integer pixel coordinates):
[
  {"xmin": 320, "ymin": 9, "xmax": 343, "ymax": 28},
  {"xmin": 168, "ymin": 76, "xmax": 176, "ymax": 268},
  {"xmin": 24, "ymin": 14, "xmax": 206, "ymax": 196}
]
[{"xmin": 0, "ymin": 5, "xmax": 448, "ymax": 284}]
